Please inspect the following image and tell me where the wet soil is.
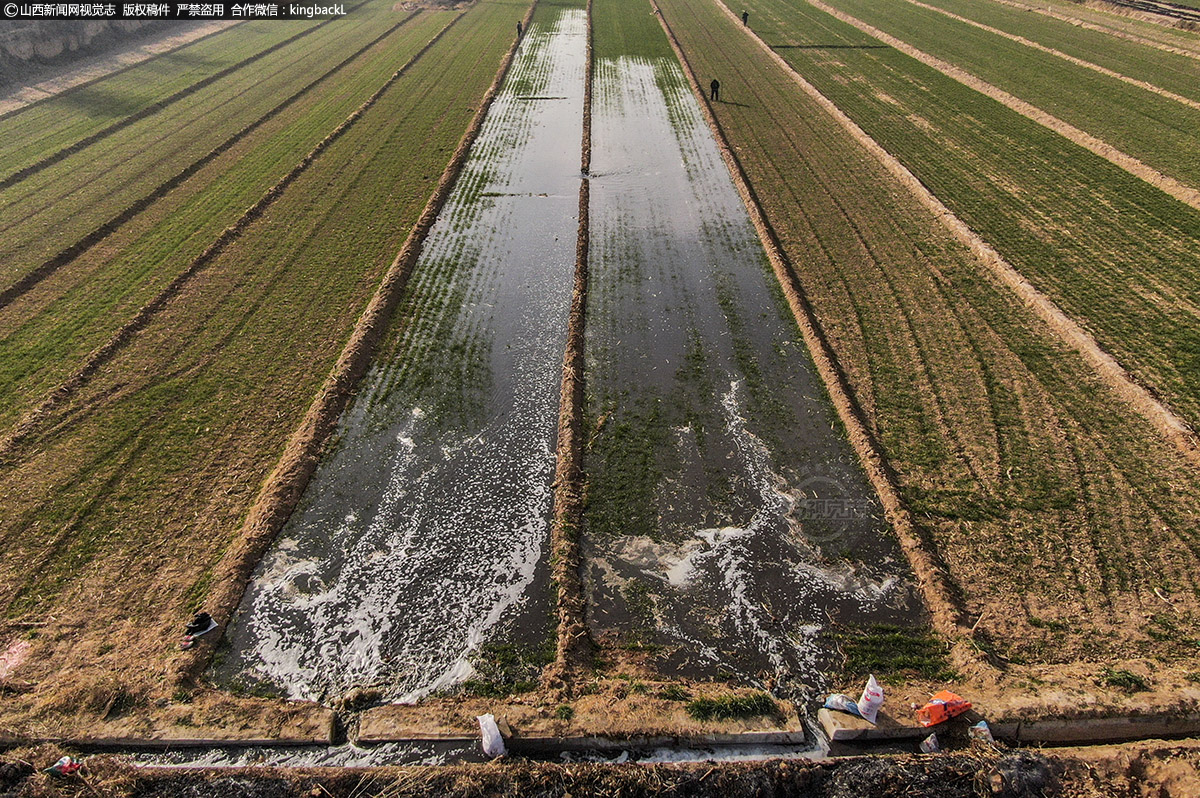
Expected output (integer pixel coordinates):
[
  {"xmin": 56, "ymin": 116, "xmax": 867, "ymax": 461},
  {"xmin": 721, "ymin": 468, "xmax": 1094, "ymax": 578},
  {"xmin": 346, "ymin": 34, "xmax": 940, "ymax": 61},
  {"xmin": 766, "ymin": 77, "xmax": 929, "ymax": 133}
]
[
  {"xmin": 582, "ymin": 54, "xmax": 922, "ymax": 698},
  {"xmin": 215, "ymin": 8, "xmax": 588, "ymax": 705}
]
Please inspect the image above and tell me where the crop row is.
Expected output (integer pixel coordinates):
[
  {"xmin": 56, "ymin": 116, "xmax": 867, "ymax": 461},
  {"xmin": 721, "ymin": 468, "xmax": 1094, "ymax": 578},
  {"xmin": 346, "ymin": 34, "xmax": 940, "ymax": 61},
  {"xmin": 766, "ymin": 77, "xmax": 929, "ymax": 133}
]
[
  {"xmin": 730, "ymin": 0, "xmax": 1200, "ymax": 433},
  {"xmin": 917, "ymin": 0, "xmax": 1200, "ymax": 101},
  {"xmin": 0, "ymin": 1, "xmax": 524, "ymax": 716},
  {"xmin": 0, "ymin": 5, "xmax": 403, "ymax": 283},
  {"xmin": 659, "ymin": 0, "xmax": 1200, "ymax": 662},
  {"xmin": 0, "ymin": 11, "xmax": 457, "ymax": 434},
  {"xmin": 823, "ymin": 0, "xmax": 1200, "ymax": 190}
]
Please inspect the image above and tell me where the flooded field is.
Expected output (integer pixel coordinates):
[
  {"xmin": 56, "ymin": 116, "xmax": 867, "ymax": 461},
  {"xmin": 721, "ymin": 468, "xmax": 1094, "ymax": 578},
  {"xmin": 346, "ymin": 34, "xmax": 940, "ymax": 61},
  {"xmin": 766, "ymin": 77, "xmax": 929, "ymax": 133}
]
[
  {"xmin": 583, "ymin": 55, "xmax": 922, "ymax": 697},
  {"xmin": 216, "ymin": 9, "xmax": 588, "ymax": 704}
]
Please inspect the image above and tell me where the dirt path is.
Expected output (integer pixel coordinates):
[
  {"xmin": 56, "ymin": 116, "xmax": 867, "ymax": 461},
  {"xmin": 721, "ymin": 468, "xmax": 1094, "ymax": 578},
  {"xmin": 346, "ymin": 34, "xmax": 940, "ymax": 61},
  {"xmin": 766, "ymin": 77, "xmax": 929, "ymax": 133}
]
[
  {"xmin": 709, "ymin": 0, "xmax": 1200, "ymax": 470},
  {"xmin": 0, "ymin": 22, "xmax": 238, "ymax": 118},
  {"xmin": 991, "ymin": 0, "xmax": 1200, "ymax": 59},
  {"xmin": 806, "ymin": 0, "xmax": 1200, "ymax": 213},
  {"xmin": 899, "ymin": 0, "xmax": 1200, "ymax": 111}
]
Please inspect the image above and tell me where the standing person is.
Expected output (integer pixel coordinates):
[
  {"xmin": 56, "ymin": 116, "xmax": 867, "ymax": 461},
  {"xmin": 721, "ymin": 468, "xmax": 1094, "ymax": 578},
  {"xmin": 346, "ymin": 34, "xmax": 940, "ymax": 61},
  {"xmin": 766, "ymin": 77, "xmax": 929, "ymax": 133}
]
[
  {"xmin": 710, "ymin": 78, "xmax": 720, "ymax": 102},
  {"xmin": 742, "ymin": 9, "xmax": 748, "ymax": 25},
  {"xmin": 516, "ymin": 20, "xmax": 523, "ymax": 37}
]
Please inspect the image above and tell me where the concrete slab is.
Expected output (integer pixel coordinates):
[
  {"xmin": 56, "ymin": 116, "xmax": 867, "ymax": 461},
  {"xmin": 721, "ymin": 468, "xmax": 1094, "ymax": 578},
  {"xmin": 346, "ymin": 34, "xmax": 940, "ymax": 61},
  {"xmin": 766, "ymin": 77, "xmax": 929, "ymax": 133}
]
[{"xmin": 819, "ymin": 708, "xmax": 928, "ymax": 741}]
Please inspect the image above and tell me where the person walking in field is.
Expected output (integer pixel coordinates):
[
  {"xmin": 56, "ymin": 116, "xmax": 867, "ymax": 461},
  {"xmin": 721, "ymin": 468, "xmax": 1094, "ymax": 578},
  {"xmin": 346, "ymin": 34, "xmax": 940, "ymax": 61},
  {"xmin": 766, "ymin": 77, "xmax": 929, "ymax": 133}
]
[
  {"xmin": 710, "ymin": 78, "xmax": 720, "ymax": 102},
  {"xmin": 742, "ymin": 9, "xmax": 748, "ymax": 25},
  {"xmin": 517, "ymin": 20, "xmax": 523, "ymax": 37}
]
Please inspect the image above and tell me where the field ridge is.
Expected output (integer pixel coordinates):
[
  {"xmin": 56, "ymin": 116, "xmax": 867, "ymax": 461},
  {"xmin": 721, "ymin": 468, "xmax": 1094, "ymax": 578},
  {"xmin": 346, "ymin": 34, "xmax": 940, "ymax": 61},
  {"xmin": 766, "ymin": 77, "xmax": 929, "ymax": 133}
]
[
  {"xmin": 723, "ymin": 0, "xmax": 1200, "ymax": 468},
  {"xmin": 0, "ymin": 12, "xmax": 468, "ymax": 464},
  {"xmin": 806, "ymin": 0, "xmax": 1200, "ymax": 212},
  {"xmin": 0, "ymin": 22, "xmax": 239, "ymax": 119},
  {"xmin": 651, "ymin": 0, "xmax": 971, "ymax": 652}
]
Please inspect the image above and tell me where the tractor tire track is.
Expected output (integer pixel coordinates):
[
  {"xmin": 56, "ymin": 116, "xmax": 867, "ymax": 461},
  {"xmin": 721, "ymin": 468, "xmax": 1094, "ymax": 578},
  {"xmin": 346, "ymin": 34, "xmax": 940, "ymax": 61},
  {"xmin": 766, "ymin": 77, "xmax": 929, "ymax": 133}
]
[
  {"xmin": 176, "ymin": 1, "xmax": 540, "ymax": 683},
  {"xmin": 898, "ymin": 0, "xmax": 1200, "ymax": 111},
  {"xmin": 806, "ymin": 0, "xmax": 1200, "ymax": 212},
  {"xmin": 0, "ymin": 11, "xmax": 421, "ymax": 311},
  {"xmin": 652, "ymin": 0, "xmax": 974, "ymax": 655},
  {"xmin": 0, "ymin": 13, "xmax": 468, "ymax": 464},
  {"xmin": 0, "ymin": 6, "xmax": 366, "ymax": 192},
  {"xmin": 719, "ymin": 0, "xmax": 1200, "ymax": 469}
]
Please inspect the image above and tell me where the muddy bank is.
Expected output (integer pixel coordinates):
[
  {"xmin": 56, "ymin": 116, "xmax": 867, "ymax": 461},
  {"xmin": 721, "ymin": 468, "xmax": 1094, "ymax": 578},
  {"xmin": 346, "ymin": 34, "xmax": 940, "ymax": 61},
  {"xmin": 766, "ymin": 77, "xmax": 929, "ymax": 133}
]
[
  {"xmin": 582, "ymin": 52, "xmax": 921, "ymax": 696},
  {"xmin": 216, "ymin": 7, "xmax": 587, "ymax": 704}
]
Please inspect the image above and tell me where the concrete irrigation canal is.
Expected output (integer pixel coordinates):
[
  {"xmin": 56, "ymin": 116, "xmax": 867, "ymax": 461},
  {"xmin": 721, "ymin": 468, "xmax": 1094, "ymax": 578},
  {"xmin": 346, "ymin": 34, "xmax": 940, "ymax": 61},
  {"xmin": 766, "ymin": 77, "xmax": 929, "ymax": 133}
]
[
  {"xmin": 218, "ymin": 8, "xmax": 588, "ymax": 704},
  {"xmin": 582, "ymin": 50, "xmax": 920, "ymax": 697},
  {"xmin": 217, "ymin": 0, "xmax": 920, "ymax": 709}
]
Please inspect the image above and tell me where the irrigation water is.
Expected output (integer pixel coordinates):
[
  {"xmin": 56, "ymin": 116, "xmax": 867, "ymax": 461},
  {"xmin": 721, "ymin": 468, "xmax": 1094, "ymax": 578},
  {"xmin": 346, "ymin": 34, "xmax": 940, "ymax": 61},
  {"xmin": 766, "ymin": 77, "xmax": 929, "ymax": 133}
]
[
  {"xmin": 216, "ymin": 9, "xmax": 588, "ymax": 705},
  {"xmin": 583, "ymin": 56, "xmax": 921, "ymax": 698}
]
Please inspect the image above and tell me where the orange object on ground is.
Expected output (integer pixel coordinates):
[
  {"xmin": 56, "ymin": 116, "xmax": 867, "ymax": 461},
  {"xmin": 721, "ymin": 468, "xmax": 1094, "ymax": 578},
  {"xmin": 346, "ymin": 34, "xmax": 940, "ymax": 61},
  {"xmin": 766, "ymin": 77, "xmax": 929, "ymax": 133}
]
[{"xmin": 916, "ymin": 690, "xmax": 971, "ymax": 727}]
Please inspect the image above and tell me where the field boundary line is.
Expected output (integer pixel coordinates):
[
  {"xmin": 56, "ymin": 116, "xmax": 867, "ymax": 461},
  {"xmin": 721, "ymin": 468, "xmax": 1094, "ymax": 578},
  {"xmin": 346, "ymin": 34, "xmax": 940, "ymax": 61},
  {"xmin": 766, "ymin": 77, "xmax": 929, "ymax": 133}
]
[
  {"xmin": 0, "ymin": 13, "xmax": 469, "ymax": 463},
  {"xmin": 548, "ymin": 0, "xmax": 593, "ymax": 687},
  {"xmin": 807, "ymin": 0, "xmax": 1200, "ymax": 212},
  {"xmin": 899, "ymin": 0, "xmax": 1200, "ymax": 111},
  {"xmin": 0, "ymin": 22, "xmax": 242, "ymax": 120},
  {"xmin": 991, "ymin": 0, "xmax": 1200, "ymax": 59},
  {"xmin": 0, "ymin": 11, "xmax": 423, "ymax": 311},
  {"xmin": 719, "ymin": 0, "xmax": 1200, "ymax": 467},
  {"xmin": 651, "ymin": 0, "xmax": 973, "ymax": 649},
  {"xmin": 0, "ymin": 6, "xmax": 365, "ymax": 192},
  {"xmin": 175, "ymin": 0, "xmax": 542, "ymax": 685}
]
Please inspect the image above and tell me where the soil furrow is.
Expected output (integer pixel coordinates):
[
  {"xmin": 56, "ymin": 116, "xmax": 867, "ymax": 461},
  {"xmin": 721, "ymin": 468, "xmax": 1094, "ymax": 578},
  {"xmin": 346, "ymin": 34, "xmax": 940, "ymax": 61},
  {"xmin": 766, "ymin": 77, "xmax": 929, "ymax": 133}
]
[
  {"xmin": 0, "ymin": 12, "xmax": 421, "ymax": 312},
  {"xmin": 726, "ymin": 0, "xmax": 1200, "ymax": 469},
  {"xmin": 0, "ymin": 15, "xmax": 363, "ymax": 192},
  {"xmin": 899, "ymin": 0, "xmax": 1200, "ymax": 111},
  {"xmin": 0, "ymin": 13, "xmax": 468, "ymax": 464}
]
